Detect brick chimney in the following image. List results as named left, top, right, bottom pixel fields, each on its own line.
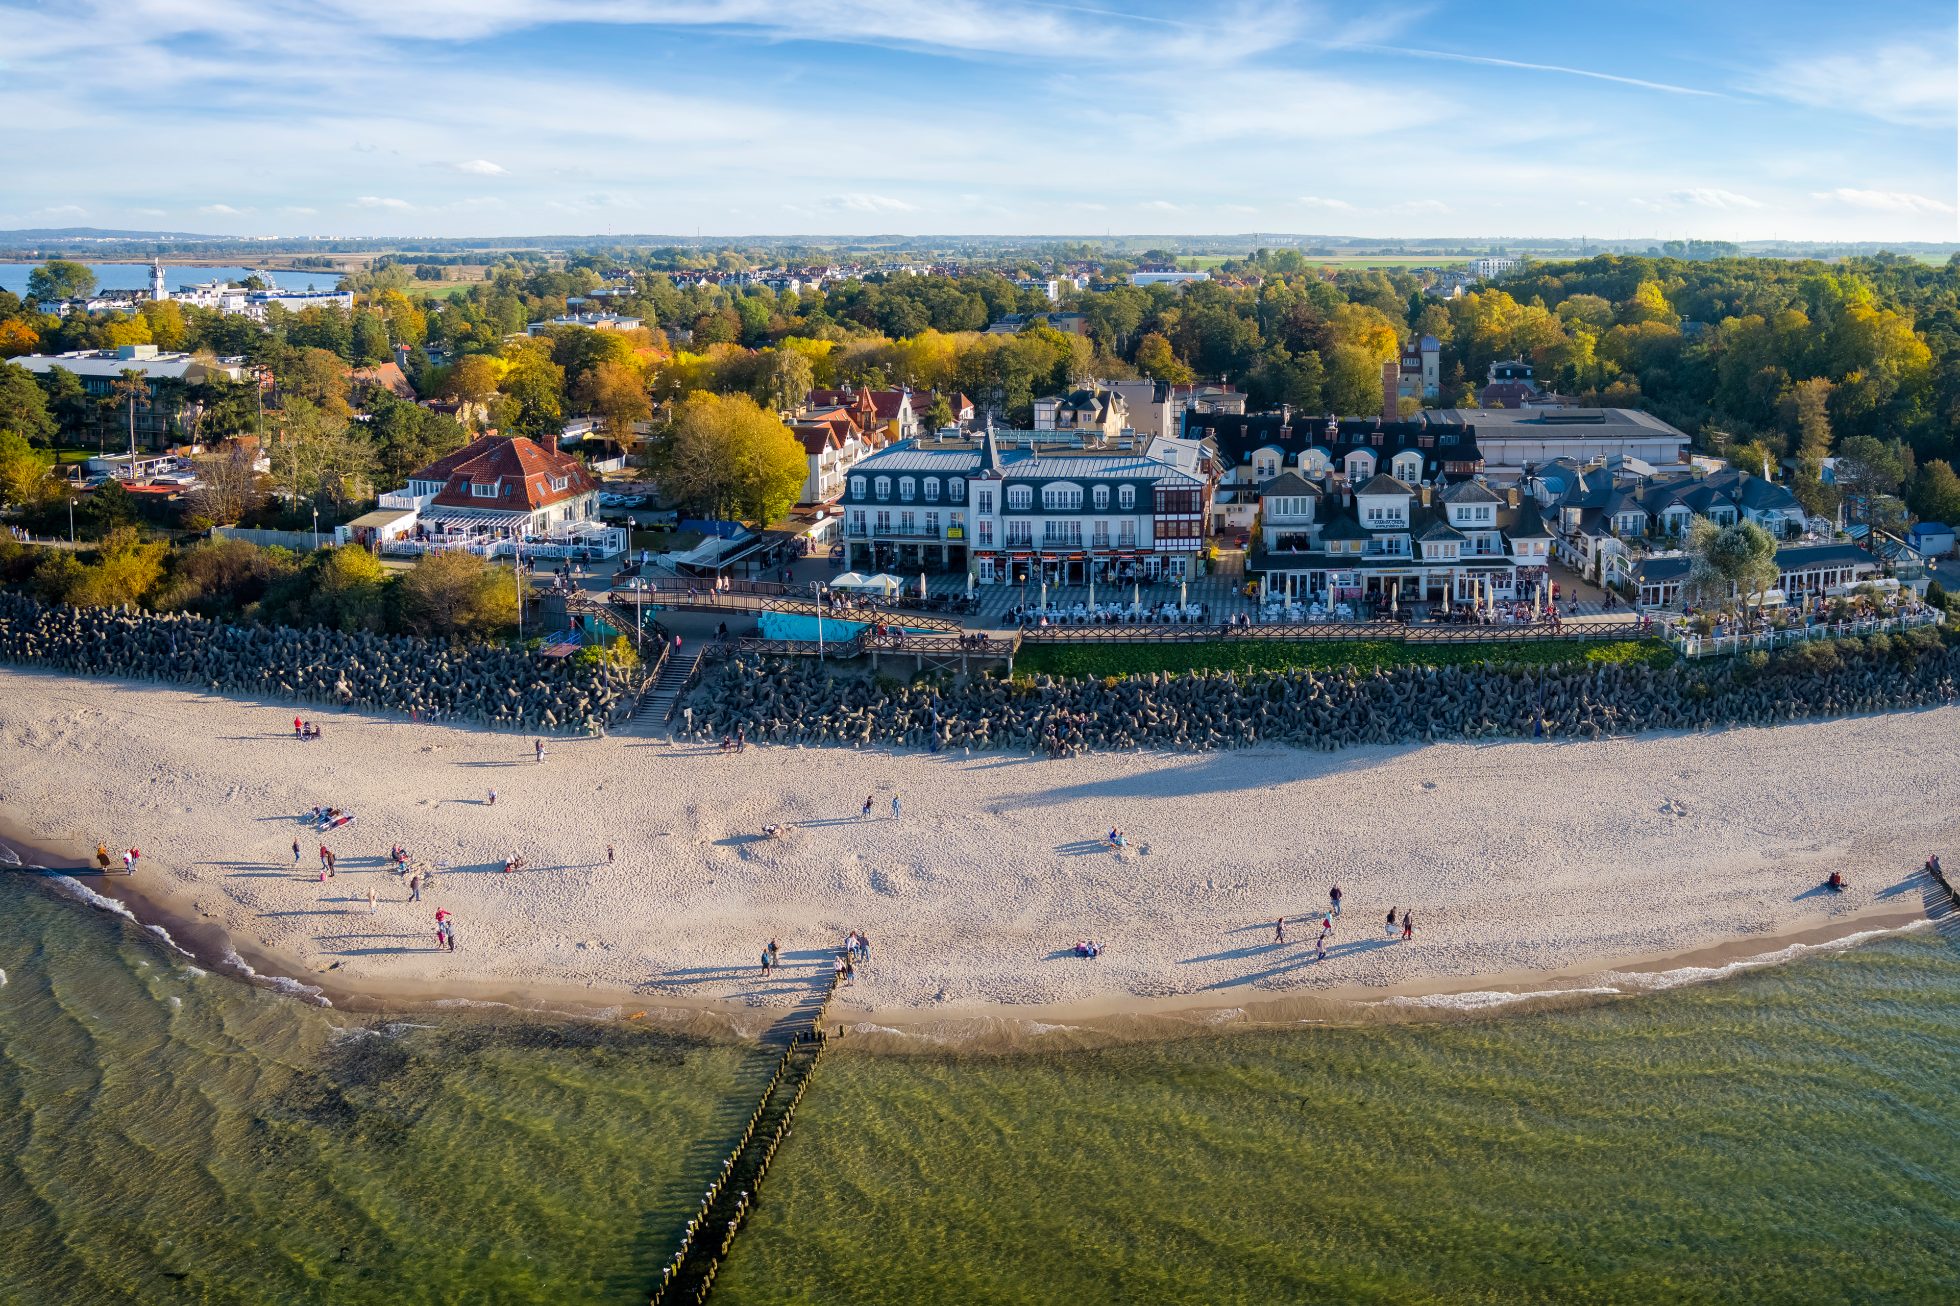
left=1381, top=358, right=1400, bottom=426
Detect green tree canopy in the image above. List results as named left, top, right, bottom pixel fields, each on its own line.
left=652, top=391, right=806, bottom=525
left=393, top=550, right=517, bottom=639
left=26, top=259, right=97, bottom=303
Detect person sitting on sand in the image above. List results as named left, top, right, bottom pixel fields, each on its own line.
left=1928, top=854, right=1944, bottom=877
left=1827, top=870, right=1846, bottom=891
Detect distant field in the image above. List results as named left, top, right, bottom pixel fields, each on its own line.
left=407, top=280, right=486, bottom=300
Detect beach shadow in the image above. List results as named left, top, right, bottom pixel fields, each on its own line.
left=1793, top=883, right=1842, bottom=901
left=319, top=933, right=434, bottom=956
left=226, top=870, right=299, bottom=879
left=796, top=817, right=870, bottom=828
left=258, top=908, right=349, bottom=919
left=1875, top=872, right=1923, bottom=901
left=455, top=760, right=524, bottom=768
left=1181, top=941, right=1288, bottom=965
left=1055, top=839, right=1113, bottom=856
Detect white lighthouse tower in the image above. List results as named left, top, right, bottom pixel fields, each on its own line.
left=150, top=257, right=168, bottom=302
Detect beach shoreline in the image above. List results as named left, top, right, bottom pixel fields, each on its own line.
left=1, top=665, right=1953, bottom=1052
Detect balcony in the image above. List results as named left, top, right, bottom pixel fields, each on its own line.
left=848, top=524, right=945, bottom=539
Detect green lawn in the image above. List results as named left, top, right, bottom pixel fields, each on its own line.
left=1012, top=638, right=1672, bottom=679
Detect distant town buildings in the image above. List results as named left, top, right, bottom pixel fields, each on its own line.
left=1467, top=255, right=1523, bottom=279
left=10, top=345, right=251, bottom=448
left=525, top=312, right=643, bottom=335
left=1129, top=269, right=1211, bottom=287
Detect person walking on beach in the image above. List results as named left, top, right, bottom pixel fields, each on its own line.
left=1274, top=916, right=1287, bottom=944
left=861, top=794, right=874, bottom=820
left=366, top=886, right=377, bottom=914
left=1329, top=882, right=1342, bottom=918
left=1401, top=911, right=1414, bottom=942
left=1315, top=933, right=1326, bottom=962
left=408, top=871, right=422, bottom=903
left=96, top=843, right=111, bottom=872
left=292, top=838, right=301, bottom=865
left=319, top=843, right=330, bottom=870
left=534, top=738, right=545, bottom=764
left=760, top=946, right=773, bottom=975
left=487, top=789, right=497, bottom=807
left=891, top=793, right=901, bottom=821
left=1385, top=907, right=1398, bottom=938
left=767, top=938, right=780, bottom=968
left=121, top=849, right=134, bottom=875
left=606, top=844, right=615, bottom=864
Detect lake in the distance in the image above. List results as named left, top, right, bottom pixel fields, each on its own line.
left=0, top=262, right=342, bottom=297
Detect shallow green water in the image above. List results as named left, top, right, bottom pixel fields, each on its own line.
left=719, top=933, right=1960, bottom=1305
left=4, top=871, right=1958, bottom=1306
left=0, top=876, right=768, bottom=1306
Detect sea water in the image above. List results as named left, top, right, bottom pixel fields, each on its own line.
left=4, top=871, right=1957, bottom=1304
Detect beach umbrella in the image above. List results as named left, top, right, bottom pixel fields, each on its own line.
left=1088, top=572, right=1095, bottom=610
left=1040, top=579, right=1048, bottom=610
left=1391, top=578, right=1400, bottom=616
left=1441, top=580, right=1450, bottom=615
left=920, top=571, right=927, bottom=599
left=966, top=569, right=975, bottom=597
left=1179, top=578, right=1188, bottom=610
left=1133, top=581, right=1141, bottom=612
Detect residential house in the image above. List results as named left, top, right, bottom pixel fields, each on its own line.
left=1533, top=457, right=1807, bottom=583
left=1427, top=406, right=1687, bottom=474
left=806, top=386, right=924, bottom=442
left=839, top=427, right=1207, bottom=586
left=1181, top=408, right=1489, bottom=533
left=1032, top=387, right=1128, bottom=441
left=1250, top=465, right=1552, bottom=606
left=350, top=360, right=415, bottom=402
left=525, top=313, right=643, bottom=335
left=789, top=407, right=873, bottom=505
left=1399, top=334, right=1441, bottom=402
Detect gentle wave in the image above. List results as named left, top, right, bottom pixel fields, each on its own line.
left=1375, top=985, right=1623, bottom=1013
left=220, top=947, right=331, bottom=1007
left=1605, top=921, right=1934, bottom=993
left=49, top=875, right=138, bottom=921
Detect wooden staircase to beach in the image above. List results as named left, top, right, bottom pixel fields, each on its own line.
left=631, top=648, right=699, bottom=730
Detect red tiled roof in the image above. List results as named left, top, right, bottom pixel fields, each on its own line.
left=792, top=423, right=842, bottom=455
left=415, top=434, right=597, bottom=512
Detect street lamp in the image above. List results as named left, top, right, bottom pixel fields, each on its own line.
left=311, top=507, right=319, bottom=551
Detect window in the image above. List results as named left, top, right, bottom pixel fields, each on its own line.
left=1118, top=522, right=1137, bottom=546
left=948, top=477, right=965, bottom=503
left=899, top=477, right=916, bottom=502
left=850, top=476, right=867, bottom=498
left=1007, top=485, right=1033, bottom=510
left=875, top=476, right=891, bottom=501
left=1118, top=485, right=1136, bottom=510
left=1093, top=485, right=1110, bottom=510
left=976, top=487, right=992, bottom=512
left=900, top=511, right=915, bottom=533
left=875, top=510, right=891, bottom=531
left=471, top=481, right=497, bottom=498
left=923, top=478, right=940, bottom=502
left=850, top=510, right=866, bottom=535
left=1042, top=483, right=1083, bottom=510
left=925, top=511, right=939, bottom=535
left=551, top=474, right=569, bottom=491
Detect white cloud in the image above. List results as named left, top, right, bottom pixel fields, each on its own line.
left=452, top=158, right=507, bottom=175
left=1749, top=42, right=1956, bottom=127
left=1354, top=45, right=1723, bottom=98
left=199, top=203, right=245, bottom=215
left=1296, top=196, right=1355, bottom=210
left=1141, top=200, right=1182, bottom=211
left=829, top=193, right=918, bottom=213
left=353, top=195, right=414, bottom=210
left=1811, top=187, right=1955, bottom=216
left=1391, top=199, right=1451, bottom=214
left=1634, top=188, right=1763, bottom=212
left=37, top=204, right=87, bottom=217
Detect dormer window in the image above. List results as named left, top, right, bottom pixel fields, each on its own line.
left=923, top=478, right=940, bottom=502
left=899, top=477, right=916, bottom=502
left=948, top=477, right=965, bottom=503
left=1093, top=485, right=1110, bottom=510
left=875, top=476, right=891, bottom=501
left=551, top=474, right=569, bottom=491
left=1117, top=485, right=1135, bottom=510
left=471, top=481, right=497, bottom=498
left=1007, top=485, right=1033, bottom=510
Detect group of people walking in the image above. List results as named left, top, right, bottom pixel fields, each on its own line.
left=1273, top=883, right=1417, bottom=962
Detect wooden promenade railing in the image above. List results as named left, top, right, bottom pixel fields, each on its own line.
left=1018, top=618, right=1649, bottom=646
left=612, top=581, right=967, bottom=634
left=649, top=973, right=842, bottom=1305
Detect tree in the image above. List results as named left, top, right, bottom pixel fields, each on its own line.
left=26, top=260, right=97, bottom=303
left=270, top=544, right=389, bottom=631
left=1135, top=332, right=1193, bottom=384
left=79, top=479, right=138, bottom=536
left=271, top=398, right=378, bottom=508
left=182, top=443, right=267, bottom=528
left=924, top=393, right=955, bottom=431
left=574, top=360, right=653, bottom=440
left=749, top=348, right=814, bottom=413
left=1834, top=434, right=1906, bottom=524
left=277, top=346, right=352, bottom=414
left=151, top=537, right=297, bottom=618
left=368, top=392, right=467, bottom=483
left=1690, top=519, right=1781, bottom=610
left=0, top=361, right=57, bottom=445
left=67, top=526, right=168, bottom=607
left=351, top=309, right=392, bottom=366
left=445, top=354, right=504, bottom=405
left=1909, top=459, right=1960, bottom=526
left=0, top=431, right=56, bottom=509
left=393, top=550, right=517, bottom=639
left=0, top=319, right=39, bottom=357
left=499, top=346, right=565, bottom=439
left=652, top=391, right=806, bottom=525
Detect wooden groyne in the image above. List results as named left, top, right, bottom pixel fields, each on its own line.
left=650, top=974, right=841, bottom=1305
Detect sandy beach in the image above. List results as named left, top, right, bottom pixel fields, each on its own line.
left=0, top=665, right=1952, bottom=1041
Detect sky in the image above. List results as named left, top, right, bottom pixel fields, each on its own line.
left=0, top=0, right=1953, bottom=242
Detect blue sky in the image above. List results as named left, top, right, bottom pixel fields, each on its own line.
left=0, top=0, right=1952, bottom=241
